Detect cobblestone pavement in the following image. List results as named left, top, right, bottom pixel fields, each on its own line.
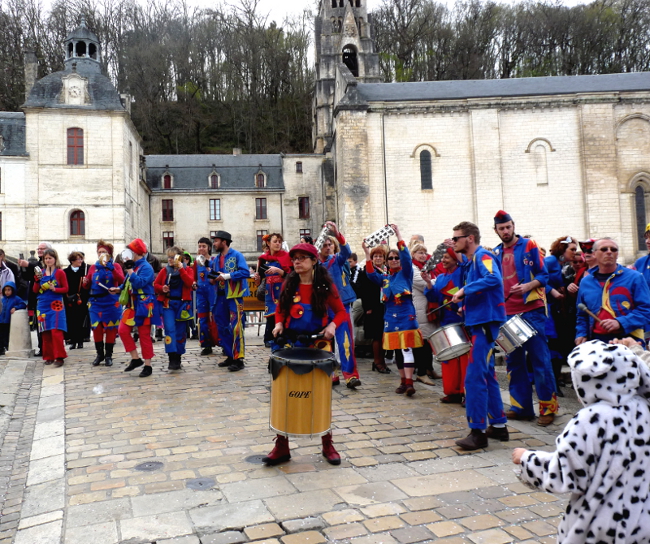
left=0, top=331, right=574, bottom=544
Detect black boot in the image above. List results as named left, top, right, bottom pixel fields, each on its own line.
left=455, top=429, right=488, bottom=451
left=124, top=358, right=143, bottom=372
left=552, top=358, right=564, bottom=397
left=104, top=343, right=114, bottom=366
left=92, top=342, right=105, bottom=366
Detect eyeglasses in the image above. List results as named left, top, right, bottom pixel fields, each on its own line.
left=451, top=235, right=469, bottom=242
left=598, top=247, right=618, bottom=253
left=291, top=255, right=310, bottom=262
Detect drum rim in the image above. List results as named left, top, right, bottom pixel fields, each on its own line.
left=270, top=425, right=332, bottom=439
left=272, top=347, right=336, bottom=364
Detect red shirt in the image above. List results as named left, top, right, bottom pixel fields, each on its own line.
left=502, top=246, right=544, bottom=315
left=275, top=283, right=348, bottom=329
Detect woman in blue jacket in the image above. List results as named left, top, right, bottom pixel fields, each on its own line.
left=364, top=224, right=423, bottom=396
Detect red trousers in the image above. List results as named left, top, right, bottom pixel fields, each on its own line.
left=92, top=324, right=118, bottom=344
left=118, top=323, right=154, bottom=360
left=441, top=353, right=469, bottom=396
left=42, top=329, right=67, bottom=361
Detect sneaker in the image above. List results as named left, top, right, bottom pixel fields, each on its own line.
left=486, top=425, right=510, bottom=441
left=218, top=357, right=234, bottom=368
left=200, top=347, right=213, bottom=356
left=139, top=365, right=152, bottom=377
left=455, top=429, right=488, bottom=451
left=124, top=358, right=144, bottom=372
left=228, top=360, right=245, bottom=372
left=346, top=377, right=361, bottom=389
left=416, top=375, right=436, bottom=386
left=395, top=383, right=407, bottom=394
left=537, top=413, right=555, bottom=427
left=505, top=410, right=535, bottom=421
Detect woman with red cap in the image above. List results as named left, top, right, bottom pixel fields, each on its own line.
left=363, top=224, right=424, bottom=397
left=110, top=238, right=161, bottom=378
left=423, top=248, right=467, bottom=404
left=83, top=240, right=124, bottom=367
left=262, top=242, right=348, bottom=466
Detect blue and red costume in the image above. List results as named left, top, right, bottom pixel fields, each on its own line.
left=576, top=265, right=650, bottom=344
left=425, top=266, right=467, bottom=398
left=155, top=265, right=195, bottom=355
left=494, top=236, right=557, bottom=419
left=86, top=260, right=124, bottom=344
left=321, top=234, right=359, bottom=380
left=194, top=256, right=217, bottom=349
left=460, top=246, right=507, bottom=430
left=211, top=247, right=250, bottom=361
left=633, top=253, right=650, bottom=290
left=34, top=269, right=69, bottom=361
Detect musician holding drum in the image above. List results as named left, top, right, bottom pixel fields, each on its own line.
left=423, top=247, right=467, bottom=404
left=492, top=210, right=558, bottom=427
left=450, top=221, right=508, bottom=451
left=364, top=224, right=424, bottom=397
left=262, top=243, right=348, bottom=466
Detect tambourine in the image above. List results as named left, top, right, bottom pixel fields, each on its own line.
left=99, top=253, right=110, bottom=266
left=364, top=225, right=396, bottom=248
left=121, top=248, right=134, bottom=262
left=314, top=226, right=330, bottom=252
left=173, top=254, right=183, bottom=268
left=196, top=254, right=206, bottom=267
left=34, top=266, right=43, bottom=280
left=423, top=256, right=437, bottom=273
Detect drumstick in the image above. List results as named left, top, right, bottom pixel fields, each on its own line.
left=505, top=280, right=523, bottom=302
left=426, top=300, right=455, bottom=315
left=577, top=303, right=603, bottom=324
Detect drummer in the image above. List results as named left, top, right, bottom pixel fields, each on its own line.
left=423, top=247, right=467, bottom=404
left=263, top=243, right=348, bottom=466
left=363, top=224, right=424, bottom=397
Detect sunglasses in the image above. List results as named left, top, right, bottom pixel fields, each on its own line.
left=598, top=247, right=618, bottom=253
left=451, top=235, right=469, bottom=242
left=387, top=256, right=400, bottom=261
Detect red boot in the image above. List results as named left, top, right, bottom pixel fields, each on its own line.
left=321, top=433, right=341, bottom=465
left=262, top=435, right=291, bottom=466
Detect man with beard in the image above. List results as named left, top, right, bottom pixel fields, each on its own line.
left=493, top=210, right=558, bottom=427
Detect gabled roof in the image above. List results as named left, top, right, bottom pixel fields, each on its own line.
left=356, top=72, right=650, bottom=102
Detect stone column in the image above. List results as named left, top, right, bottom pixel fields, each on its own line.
left=6, top=309, right=34, bottom=358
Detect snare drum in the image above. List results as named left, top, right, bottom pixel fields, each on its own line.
left=427, top=324, right=472, bottom=361
left=269, top=348, right=337, bottom=437
left=495, top=314, right=537, bottom=354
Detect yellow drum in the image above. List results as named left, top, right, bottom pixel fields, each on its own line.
left=269, top=347, right=336, bottom=437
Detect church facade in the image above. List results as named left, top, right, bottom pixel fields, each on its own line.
left=2, top=5, right=650, bottom=264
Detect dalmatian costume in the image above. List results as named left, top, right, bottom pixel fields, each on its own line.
left=519, top=340, right=650, bottom=543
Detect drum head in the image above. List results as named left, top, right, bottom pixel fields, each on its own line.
left=270, top=348, right=337, bottom=380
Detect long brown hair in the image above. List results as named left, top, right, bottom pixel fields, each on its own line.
left=278, top=261, right=337, bottom=318
left=42, top=248, right=61, bottom=270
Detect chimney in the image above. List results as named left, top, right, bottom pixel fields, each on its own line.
left=24, top=50, right=38, bottom=101
left=232, top=148, right=241, bottom=156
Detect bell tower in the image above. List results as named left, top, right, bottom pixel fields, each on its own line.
left=313, top=0, right=381, bottom=153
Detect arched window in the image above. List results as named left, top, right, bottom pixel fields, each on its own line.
left=163, top=173, right=172, bottom=189
left=420, top=150, right=432, bottom=190
left=533, top=144, right=548, bottom=186
left=255, top=172, right=266, bottom=188
left=67, top=128, right=83, bottom=165
left=636, top=185, right=647, bottom=251
left=75, top=41, right=87, bottom=57
left=342, top=46, right=359, bottom=77
left=331, top=0, right=337, bottom=7
left=209, top=173, right=219, bottom=189
left=70, top=210, right=85, bottom=236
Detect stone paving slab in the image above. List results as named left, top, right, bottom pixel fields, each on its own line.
left=0, top=331, right=577, bottom=543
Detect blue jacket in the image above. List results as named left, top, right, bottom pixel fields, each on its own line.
left=366, top=241, right=414, bottom=304
left=544, top=255, right=564, bottom=291
left=576, top=265, right=650, bottom=342
left=494, top=236, right=548, bottom=305
left=0, top=282, right=26, bottom=324
left=212, top=247, right=250, bottom=299
left=321, top=240, right=356, bottom=306
left=425, top=267, right=463, bottom=326
left=461, top=246, right=506, bottom=327
left=634, top=254, right=650, bottom=290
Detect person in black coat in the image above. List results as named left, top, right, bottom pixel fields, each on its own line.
left=18, top=243, right=51, bottom=355
left=63, top=251, right=90, bottom=349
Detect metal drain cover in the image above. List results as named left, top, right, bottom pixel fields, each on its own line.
left=245, top=455, right=267, bottom=465
left=186, top=477, right=216, bottom=490
left=134, top=461, right=164, bottom=472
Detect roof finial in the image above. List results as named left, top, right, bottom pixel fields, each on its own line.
left=80, top=15, right=87, bottom=28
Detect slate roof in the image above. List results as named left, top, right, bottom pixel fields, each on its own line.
left=0, top=113, right=27, bottom=156
left=22, top=65, right=124, bottom=111
left=146, top=154, right=284, bottom=190
left=356, top=72, right=650, bottom=102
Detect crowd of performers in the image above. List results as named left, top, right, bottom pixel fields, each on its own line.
left=21, top=209, right=650, bottom=460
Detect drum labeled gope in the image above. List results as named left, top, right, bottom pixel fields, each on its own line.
left=269, top=347, right=337, bottom=438
left=495, top=314, right=537, bottom=354
left=427, top=324, right=472, bottom=361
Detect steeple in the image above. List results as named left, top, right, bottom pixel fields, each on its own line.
left=64, top=16, right=101, bottom=74
left=313, top=0, right=381, bottom=153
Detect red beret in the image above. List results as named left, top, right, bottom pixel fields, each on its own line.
left=289, top=243, right=318, bottom=260
left=127, top=238, right=148, bottom=256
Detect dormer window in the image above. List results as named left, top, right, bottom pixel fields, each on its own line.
left=255, top=172, right=266, bottom=188
left=163, top=172, right=172, bottom=189
left=209, top=171, right=220, bottom=189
